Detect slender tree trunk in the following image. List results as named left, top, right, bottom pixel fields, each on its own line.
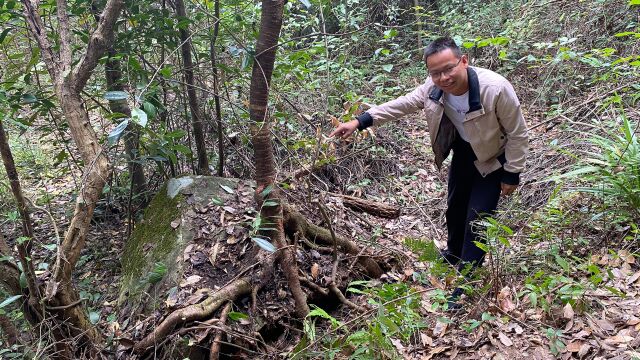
left=0, top=119, right=42, bottom=315
left=21, top=0, right=124, bottom=352
left=249, top=0, right=309, bottom=318
left=105, top=47, right=148, bottom=197
left=175, top=0, right=210, bottom=175
left=210, top=0, right=224, bottom=177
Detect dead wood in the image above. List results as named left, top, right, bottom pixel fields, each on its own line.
left=134, top=277, right=252, bottom=353
left=333, top=193, right=401, bottom=219
left=283, top=205, right=383, bottom=278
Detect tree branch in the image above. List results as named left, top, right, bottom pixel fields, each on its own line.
left=55, top=0, right=73, bottom=69
left=71, top=0, right=124, bottom=91
left=20, top=0, right=60, bottom=79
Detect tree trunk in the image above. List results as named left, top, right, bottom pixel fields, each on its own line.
left=175, top=0, right=210, bottom=175
left=0, top=119, right=42, bottom=314
left=21, top=0, right=124, bottom=352
left=105, top=47, right=148, bottom=198
left=250, top=0, right=309, bottom=318
left=210, top=0, right=224, bottom=177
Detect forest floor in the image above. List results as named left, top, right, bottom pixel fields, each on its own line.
left=6, top=110, right=640, bottom=359
left=3, top=72, right=639, bottom=360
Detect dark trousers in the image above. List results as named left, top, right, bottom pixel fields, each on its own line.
left=446, top=137, right=503, bottom=271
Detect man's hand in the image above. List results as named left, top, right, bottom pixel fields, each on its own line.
left=329, top=119, right=360, bottom=139
left=501, top=183, right=517, bottom=196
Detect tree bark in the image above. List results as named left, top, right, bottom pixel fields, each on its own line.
left=0, top=119, right=42, bottom=313
left=21, top=0, right=124, bottom=352
left=175, top=0, right=210, bottom=175
left=250, top=0, right=309, bottom=318
left=210, top=0, right=224, bottom=177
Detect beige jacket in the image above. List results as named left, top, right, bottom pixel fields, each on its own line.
left=361, top=66, right=528, bottom=181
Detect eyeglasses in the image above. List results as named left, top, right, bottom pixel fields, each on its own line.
left=428, top=57, right=462, bottom=79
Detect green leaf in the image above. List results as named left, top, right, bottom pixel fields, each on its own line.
left=554, top=255, right=570, bottom=272
left=21, top=94, right=37, bottom=104
left=131, top=107, right=148, bottom=128
left=381, top=64, right=393, bottom=72
left=104, top=91, right=128, bottom=101
left=299, top=0, right=311, bottom=8
left=89, top=311, right=100, bottom=324
left=108, top=118, right=129, bottom=145
left=0, top=28, right=11, bottom=45
left=16, top=236, right=30, bottom=245
left=252, top=237, right=277, bottom=253
left=228, top=312, right=249, bottom=321
left=307, top=306, right=342, bottom=328
left=260, top=185, right=274, bottom=197
left=262, top=200, right=279, bottom=207
left=142, top=102, right=157, bottom=119
left=148, top=262, right=167, bottom=284
left=211, top=196, right=224, bottom=206
left=19, top=272, right=27, bottom=289
left=529, top=292, right=538, bottom=307
left=42, top=243, right=57, bottom=251
left=629, top=0, right=640, bottom=5
left=159, top=66, right=173, bottom=77
left=172, top=144, right=192, bottom=155
left=0, top=295, right=22, bottom=309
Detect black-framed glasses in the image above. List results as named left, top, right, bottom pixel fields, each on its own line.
left=428, top=57, right=463, bottom=79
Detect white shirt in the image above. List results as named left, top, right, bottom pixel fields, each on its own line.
left=443, top=91, right=470, bottom=142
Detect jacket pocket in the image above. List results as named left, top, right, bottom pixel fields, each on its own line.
left=463, top=114, right=502, bottom=161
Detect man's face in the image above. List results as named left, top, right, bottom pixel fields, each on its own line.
left=425, top=48, right=469, bottom=96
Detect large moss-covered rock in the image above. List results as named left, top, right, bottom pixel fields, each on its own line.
left=118, top=175, right=246, bottom=309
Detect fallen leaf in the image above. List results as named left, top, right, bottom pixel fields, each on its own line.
left=421, top=333, right=433, bottom=347
left=422, top=346, right=448, bottom=360
left=433, top=320, right=448, bottom=338
left=498, top=287, right=516, bottom=313
left=594, top=318, right=615, bottom=332
left=165, top=290, right=178, bottom=308
left=563, top=303, right=575, bottom=319
left=627, top=271, right=640, bottom=285
left=573, top=329, right=591, bottom=339
left=311, top=263, right=320, bottom=279
left=428, top=276, right=444, bottom=290
left=498, top=332, right=513, bottom=347
left=183, top=244, right=194, bottom=261
left=390, top=338, right=405, bottom=353
left=604, top=335, right=634, bottom=344
left=578, top=343, right=591, bottom=357
left=226, top=236, right=239, bottom=244
left=566, top=341, right=582, bottom=352
left=209, top=242, right=220, bottom=266
left=170, top=218, right=181, bottom=229
left=626, top=316, right=640, bottom=326
left=180, top=275, right=202, bottom=287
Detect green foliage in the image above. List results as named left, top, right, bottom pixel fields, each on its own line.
left=293, top=282, right=425, bottom=359
left=558, top=114, right=640, bottom=221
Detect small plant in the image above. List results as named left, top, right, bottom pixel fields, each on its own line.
left=559, top=113, right=640, bottom=221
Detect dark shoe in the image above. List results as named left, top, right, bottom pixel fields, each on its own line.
left=446, top=287, right=464, bottom=311
left=440, top=249, right=460, bottom=266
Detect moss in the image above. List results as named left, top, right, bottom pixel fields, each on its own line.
left=119, top=184, right=183, bottom=301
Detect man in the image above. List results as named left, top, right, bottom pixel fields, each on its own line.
left=331, top=37, right=528, bottom=304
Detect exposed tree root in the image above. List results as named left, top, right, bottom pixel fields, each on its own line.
left=210, top=302, right=232, bottom=360
left=283, top=205, right=383, bottom=278
left=134, top=277, right=252, bottom=353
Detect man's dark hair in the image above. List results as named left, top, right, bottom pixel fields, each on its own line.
left=423, top=37, right=462, bottom=62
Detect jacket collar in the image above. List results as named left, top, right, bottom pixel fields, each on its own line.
left=428, top=67, right=483, bottom=114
